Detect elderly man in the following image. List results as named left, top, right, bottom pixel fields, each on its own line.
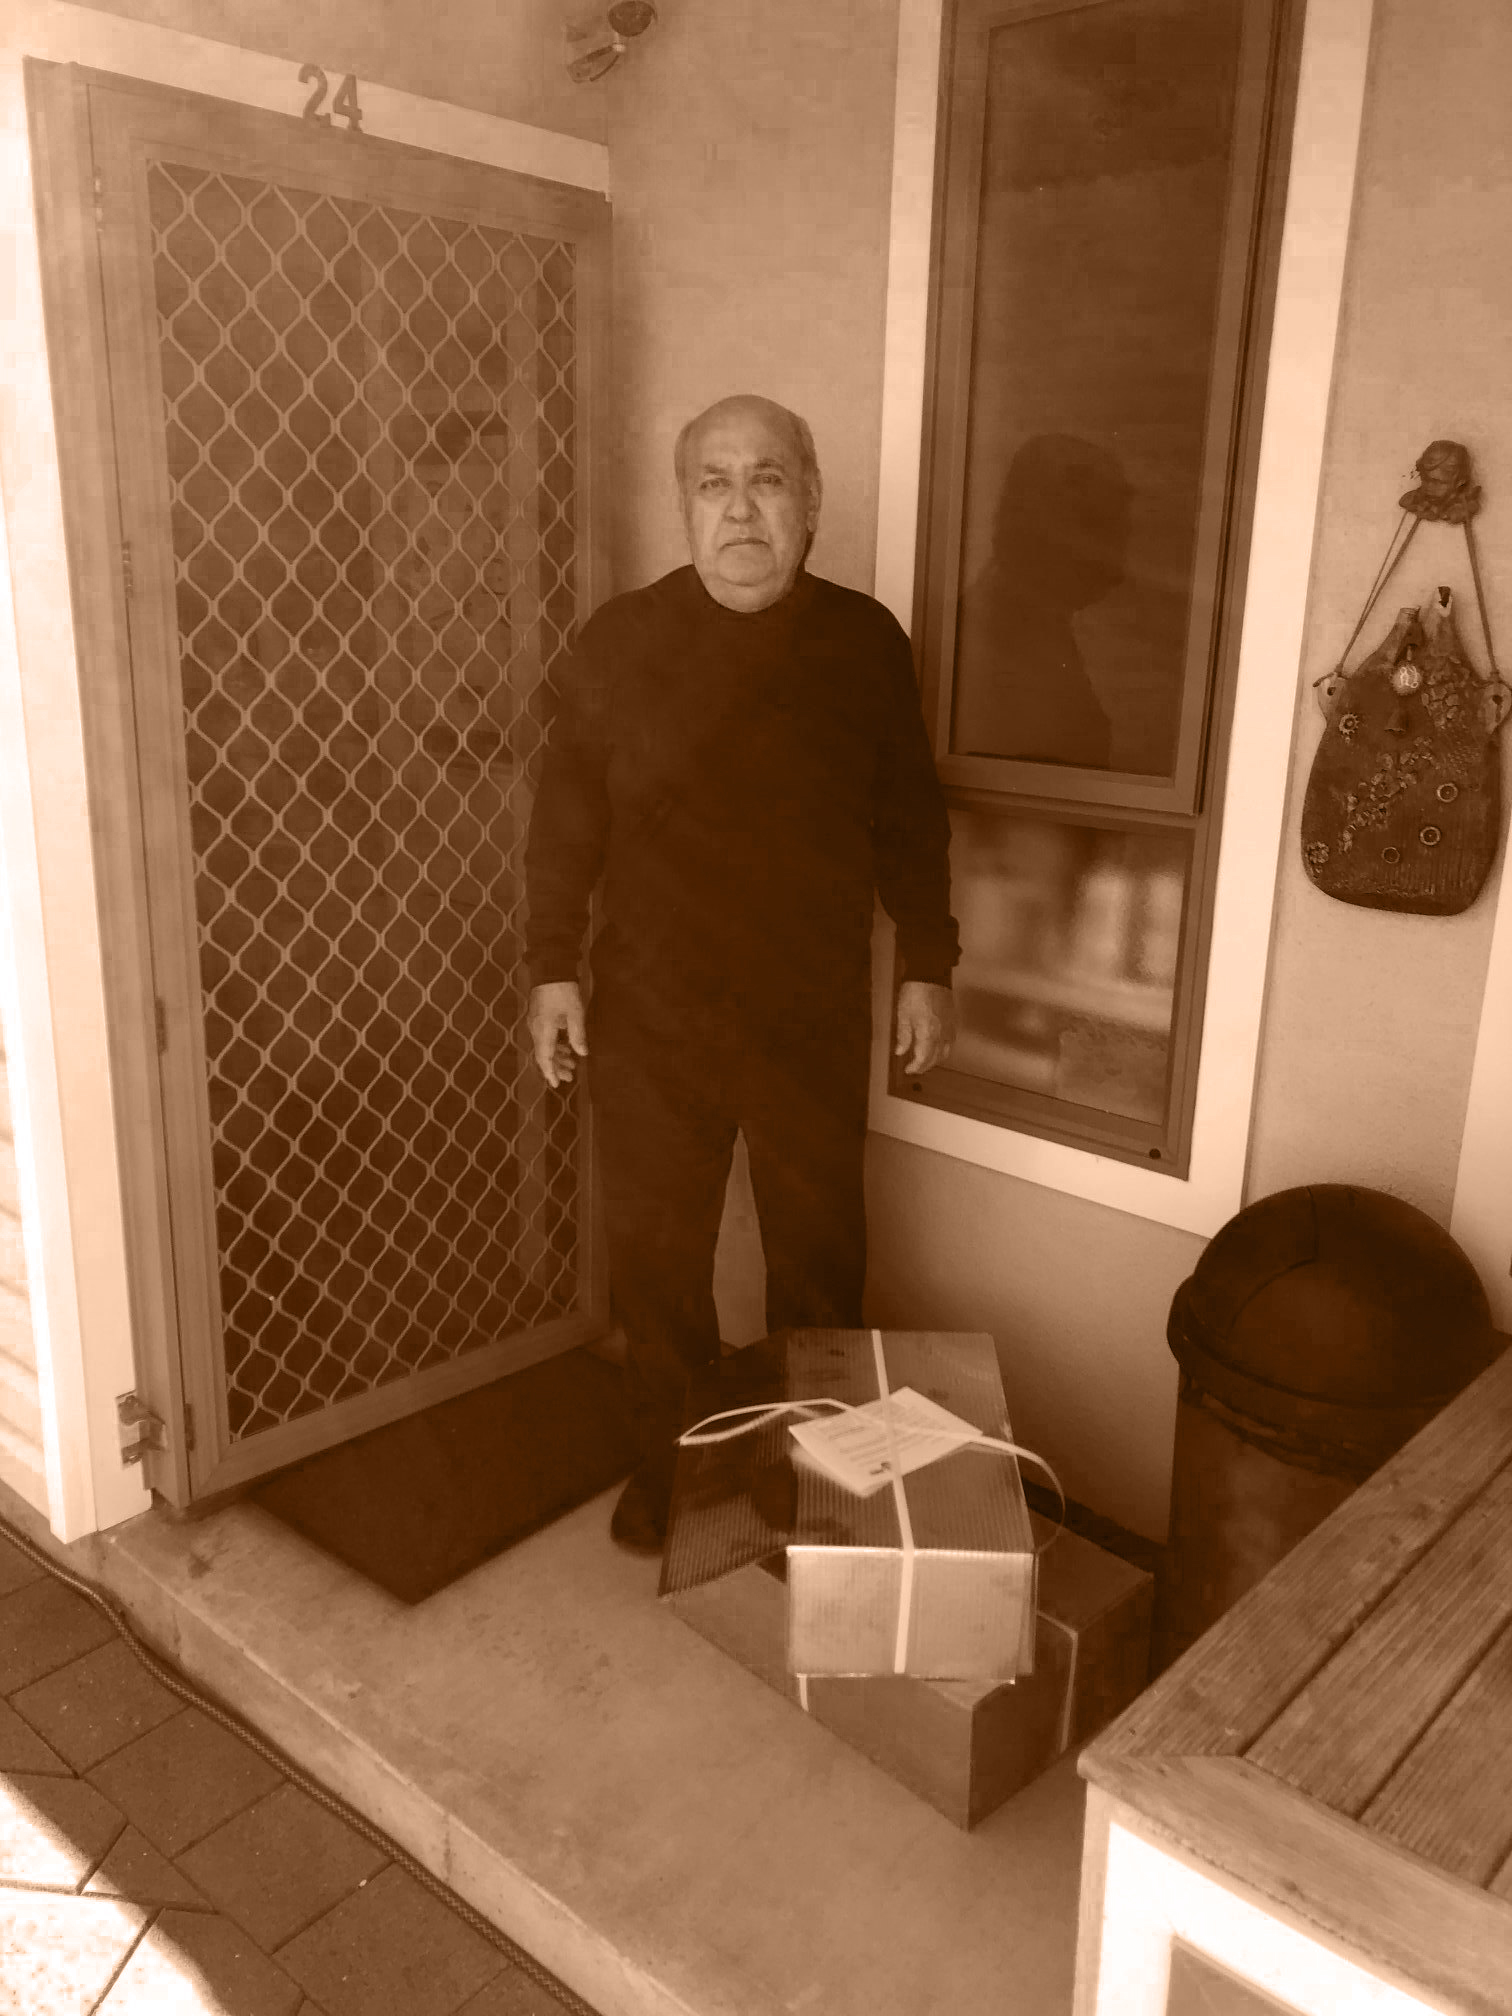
left=524, top=394, right=958, bottom=1551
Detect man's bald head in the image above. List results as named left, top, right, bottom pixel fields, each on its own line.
left=674, top=395, right=822, bottom=613
left=674, top=396, right=820, bottom=502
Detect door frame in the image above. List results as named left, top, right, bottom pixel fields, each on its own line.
left=26, top=56, right=612, bottom=1505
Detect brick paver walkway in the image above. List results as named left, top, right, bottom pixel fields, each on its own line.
left=0, top=1527, right=579, bottom=2015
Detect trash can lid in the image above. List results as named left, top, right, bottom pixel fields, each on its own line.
left=1171, top=1184, right=1498, bottom=1408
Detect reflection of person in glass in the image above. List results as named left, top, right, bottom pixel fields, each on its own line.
left=952, top=434, right=1131, bottom=769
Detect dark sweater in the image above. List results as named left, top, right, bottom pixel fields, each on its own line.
left=523, top=566, right=959, bottom=1022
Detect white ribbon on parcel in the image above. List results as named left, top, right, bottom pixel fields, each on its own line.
left=875, top=1327, right=920, bottom=1674
left=677, top=1331, right=1066, bottom=1684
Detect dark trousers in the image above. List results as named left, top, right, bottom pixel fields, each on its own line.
left=589, top=991, right=870, bottom=1487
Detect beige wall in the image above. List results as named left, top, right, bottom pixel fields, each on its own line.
left=605, top=0, right=1512, bottom=1543
left=603, top=0, right=900, bottom=595
left=1245, top=0, right=1512, bottom=1222
left=76, top=0, right=606, bottom=141
left=865, top=1139, right=1198, bottom=1539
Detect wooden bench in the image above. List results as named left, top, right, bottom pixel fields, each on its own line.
left=1075, top=1343, right=1512, bottom=2015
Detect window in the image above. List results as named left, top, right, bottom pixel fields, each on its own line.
left=899, top=0, right=1302, bottom=1174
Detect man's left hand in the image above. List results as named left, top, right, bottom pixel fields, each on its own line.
left=894, top=981, right=957, bottom=1076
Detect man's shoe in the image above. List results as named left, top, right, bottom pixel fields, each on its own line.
left=610, top=1467, right=670, bottom=1556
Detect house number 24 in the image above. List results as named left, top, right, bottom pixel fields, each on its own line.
left=299, top=65, right=363, bottom=132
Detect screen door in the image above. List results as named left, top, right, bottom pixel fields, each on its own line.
left=72, top=69, right=608, bottom=1498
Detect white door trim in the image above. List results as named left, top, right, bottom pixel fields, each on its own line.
left=869, top=0, right=1378, bottom=1237
left=9, top=3, right=609, bottom=192
left=0, top=479, right=109, bottom=1536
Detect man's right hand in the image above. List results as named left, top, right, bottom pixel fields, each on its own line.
left=528, top=981, right=589, bottom=1089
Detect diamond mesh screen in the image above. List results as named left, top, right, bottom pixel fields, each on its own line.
left=147, top=160, right=584, bottom=1440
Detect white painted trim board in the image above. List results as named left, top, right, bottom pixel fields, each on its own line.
left=1451, top=850, right=1512, bottom=1328
left=1092, top=1820, right=1443, bottom=2015
left=8, top=2, right=610, bottom=191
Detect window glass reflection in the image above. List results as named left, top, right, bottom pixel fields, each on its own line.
left=949, top=0, right=1245, bottom=776
left=948, top=806, right=1188, bottom=1124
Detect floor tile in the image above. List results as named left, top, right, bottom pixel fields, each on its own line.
left=11, top=1637, right=183, bottom=1771
left=88, top=1706, right=283, bottom=1856
left=0, top=1576, right=115, bottom=1691
left=276, top=1863, right=503, bottom=2016
left=88, top=1823, right=214, bottom=1909
left=0, top=1888, right=146, bottom=2016
left=178, top=1781, right=388, bottom=1950
left=0, top=1695, right=70, bottom=1774
left=0, top=1530, right=44, bottom=1600
left=458, top=1968, right=581, bottom=2016
left=96, top=1906, right=305, bottom=2015
left=0, top=1770, right=125, bottom=1886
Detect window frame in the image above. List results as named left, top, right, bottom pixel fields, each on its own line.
left=918, top=0, right=1284, bottom=818
left=867, top=0, right=1378, bottom=1235
left=898, top=789, right=1222, bottom=1171
left=896, top=0, right=1302, bottom=1177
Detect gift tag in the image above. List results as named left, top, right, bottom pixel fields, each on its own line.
left=788, top=1387, right=983, bottom=1497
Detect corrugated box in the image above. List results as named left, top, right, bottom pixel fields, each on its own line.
left=660, top=1329, right=1037, bottom=1682
left=667, top=1513, right=1153, bottom=1829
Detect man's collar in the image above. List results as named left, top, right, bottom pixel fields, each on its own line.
left=682, top=563, right=816, bottom=621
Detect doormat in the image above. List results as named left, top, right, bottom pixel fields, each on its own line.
left=252, top=1347, right=638, bottom=1603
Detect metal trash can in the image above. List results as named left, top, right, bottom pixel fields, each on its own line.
left=1153, top=1183, right=1500, bottom=1672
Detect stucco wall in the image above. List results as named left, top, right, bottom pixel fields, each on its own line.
left=603, top=0, right=900, bottom=597
left=864, top=1139, right=1198, bottom=1538
left=606, top=0, right=1512, bottom=1543
left=1245, top=0, right=1512, bottom=1221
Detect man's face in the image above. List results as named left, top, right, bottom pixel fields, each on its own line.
left=679, top=405, right=820, bottom=613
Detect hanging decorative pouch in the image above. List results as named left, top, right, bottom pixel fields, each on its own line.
left=1302, top=440, right=1512, bottom=914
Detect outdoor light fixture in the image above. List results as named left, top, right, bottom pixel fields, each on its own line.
left=565, top=3, right=659, bottom=82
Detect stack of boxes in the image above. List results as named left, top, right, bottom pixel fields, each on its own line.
left=660, top=1330, right=1154, bottom=1829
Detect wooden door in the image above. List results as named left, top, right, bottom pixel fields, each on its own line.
left=44, top=66, right=609, bottom=1499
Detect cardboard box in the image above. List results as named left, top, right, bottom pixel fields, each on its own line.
left=660, top=1330, right=1038, bottom=1681
left=668, top=1513, right=1153, bottom=1829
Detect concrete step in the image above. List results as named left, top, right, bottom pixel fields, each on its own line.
left=36, top=1484, right=1083, bottom=2016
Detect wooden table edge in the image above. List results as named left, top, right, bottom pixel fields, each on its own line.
left=1086, top=1348, right=1512, bottom=1764
left=1075, top=1751, right=1512, bottom=2016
